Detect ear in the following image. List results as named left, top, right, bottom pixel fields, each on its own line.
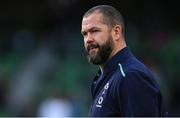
left=111, top=25, right=122, bottom=41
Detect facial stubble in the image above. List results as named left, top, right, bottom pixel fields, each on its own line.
left=86, top=35, right=114, bottom=65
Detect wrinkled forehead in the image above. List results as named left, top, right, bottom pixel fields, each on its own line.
left=81, top=12, right=104, bottom=31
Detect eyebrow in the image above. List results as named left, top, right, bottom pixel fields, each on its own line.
left=81, top=27, right=100, bottom=35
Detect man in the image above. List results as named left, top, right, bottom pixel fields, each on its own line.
left=81, top=5, right=166, bottom=117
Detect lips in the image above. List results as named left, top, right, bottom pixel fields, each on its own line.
left=87, top=44, right=99, bottom=52
left=89, top=48, right=98, bottom=52
left=88, top=47, right=98, bottom=54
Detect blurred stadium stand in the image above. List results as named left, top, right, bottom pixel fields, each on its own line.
left=0, top=0, right=179, bottom=116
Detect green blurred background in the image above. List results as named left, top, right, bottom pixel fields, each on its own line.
left=0, top=0, right=179, bottom=116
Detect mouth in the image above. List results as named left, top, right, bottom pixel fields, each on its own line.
left=88, top=47, right=98, bottom=55
left=87, top=44, right=99, bottom=52
left=89, top=47, right=97, bottom=52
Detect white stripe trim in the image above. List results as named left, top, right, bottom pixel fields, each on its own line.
left=96, top=105, right=102, bottom=108
left=118, top=63, right=126, bottom=77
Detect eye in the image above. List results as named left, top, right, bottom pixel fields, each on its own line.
left=82, top=32, right=87, bottom=37
left=92, top=30, right=97, bottom=32
left=91, top=29, right=99, bottom=33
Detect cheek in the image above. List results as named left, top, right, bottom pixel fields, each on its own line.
left=96, top=32, right=110, bottom=43
left=98, top=36, right=108, bottom=45
left=84, top=42, right=87, bottom=50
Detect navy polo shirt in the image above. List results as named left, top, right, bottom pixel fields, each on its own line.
left=89, top=47, right=166, bottom=117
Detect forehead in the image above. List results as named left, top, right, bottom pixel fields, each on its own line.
left=81, top=12, right=106, bottom=31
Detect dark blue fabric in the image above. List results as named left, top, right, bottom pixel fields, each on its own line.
left=88, top=47, right=167, bottom=117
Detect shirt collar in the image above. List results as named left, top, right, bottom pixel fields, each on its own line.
left=102, top=47, right=134, bottom=75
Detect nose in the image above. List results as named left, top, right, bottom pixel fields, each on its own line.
left=85, top=32, right=93, bottom=44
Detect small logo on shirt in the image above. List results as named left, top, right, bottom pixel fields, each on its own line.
left=95, top=82, right=110, bottom=108
left=104, top=82, right=109, bottom=89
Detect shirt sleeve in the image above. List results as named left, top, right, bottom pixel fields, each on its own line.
left=117, top=71, right=164, bottom=116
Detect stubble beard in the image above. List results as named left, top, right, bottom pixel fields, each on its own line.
left=86, top=35, right=114, bottom=65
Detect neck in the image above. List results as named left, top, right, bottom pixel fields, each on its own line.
left=99, top=41, right=126, bottom=73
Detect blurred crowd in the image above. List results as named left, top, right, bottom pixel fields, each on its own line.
left=0, top=0, right=179, bottom=116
